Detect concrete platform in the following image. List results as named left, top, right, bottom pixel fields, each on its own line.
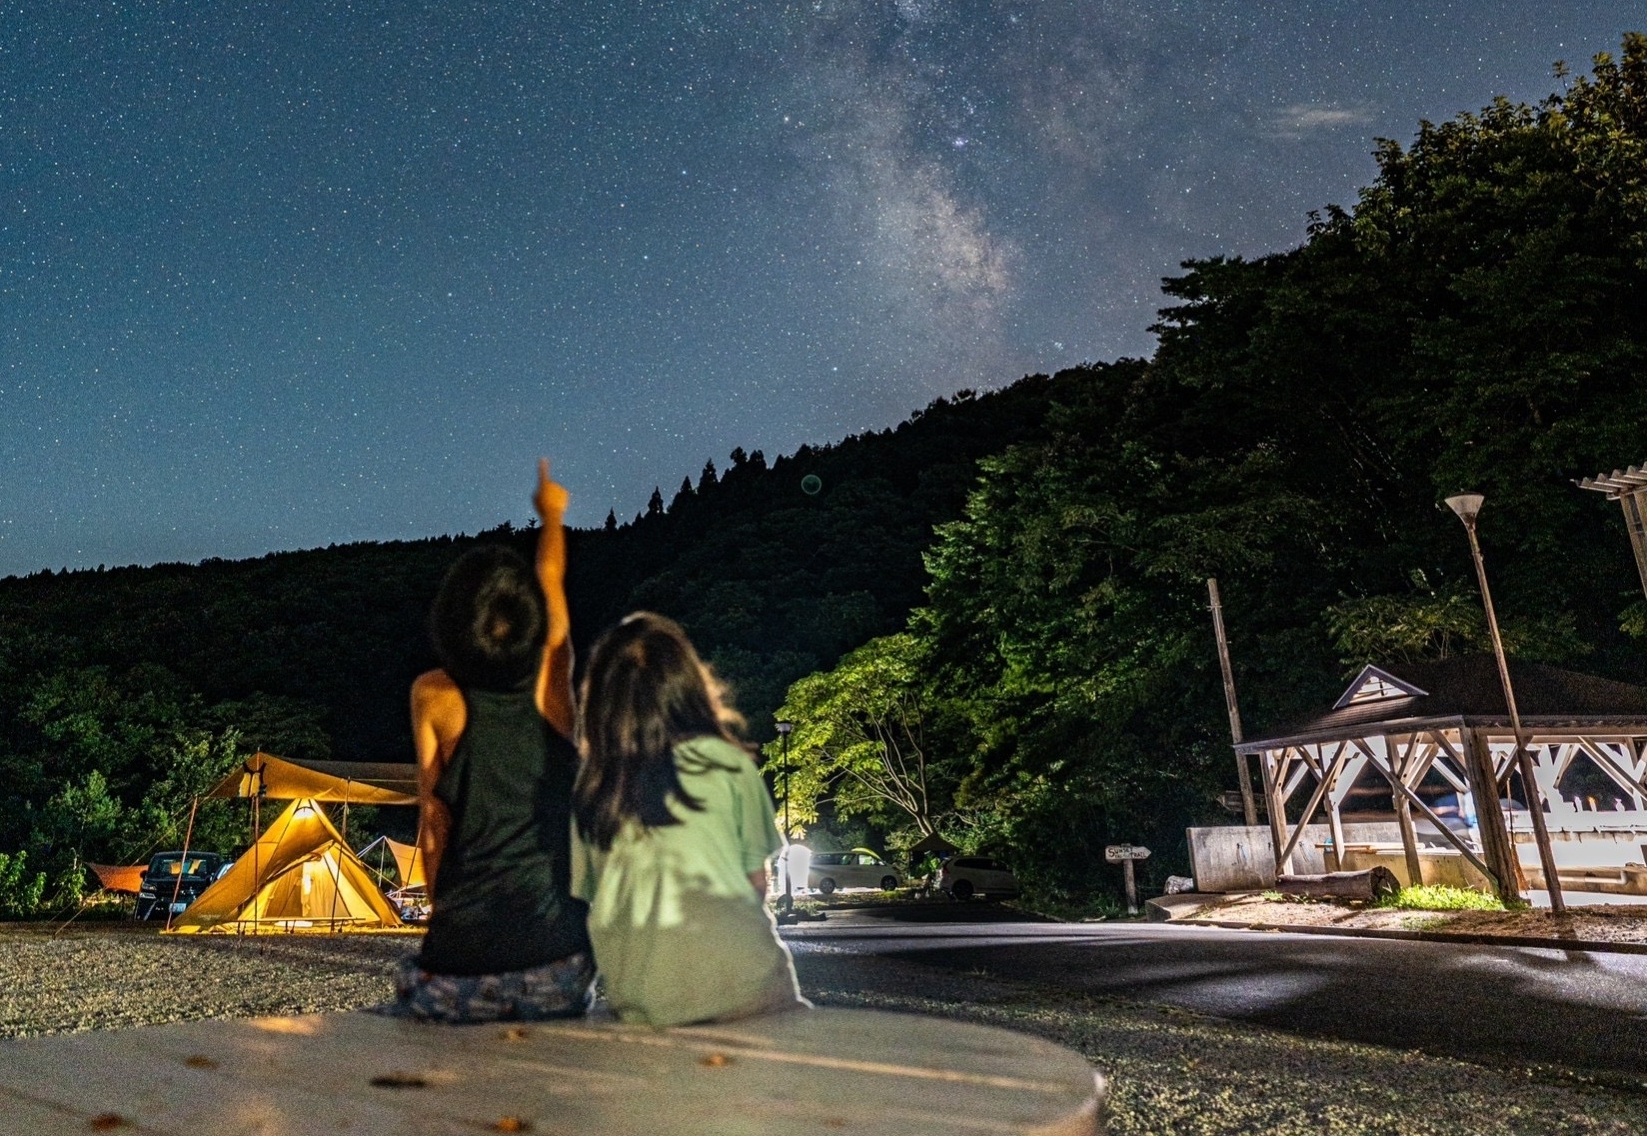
left=0, top=1007, right=1105, bottom=1135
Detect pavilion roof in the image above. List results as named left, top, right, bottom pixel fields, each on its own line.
left=1246, top=656, right=1647, bottom=749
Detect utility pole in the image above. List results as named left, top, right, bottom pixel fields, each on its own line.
left=1445, top=494, right=1565, bottom=915
left=776, top=719, right=794, bottom=918
left=1208, top=579, right=1258, bottom=826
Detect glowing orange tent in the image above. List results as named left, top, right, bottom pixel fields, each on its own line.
left=358, top=835, right=427, bottom=889
left=207, top=752, right=417, bottom=805
left=166, top=798, right=403, bottom=934
left=87, top=863, right=147, bottom=894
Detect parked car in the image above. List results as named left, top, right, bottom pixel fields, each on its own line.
left=937, top=856, right=1019, bottom=900
left=807, top=851, right=905, bottom=895
left=135, top=851, right=227, bottom=920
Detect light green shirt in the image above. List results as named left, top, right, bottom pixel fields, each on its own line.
left=570, top=736, right=802, bottom=1027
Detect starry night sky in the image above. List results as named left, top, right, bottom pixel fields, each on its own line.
left=0, top=3, right=1632, bottom=576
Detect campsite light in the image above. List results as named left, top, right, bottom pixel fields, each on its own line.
left=775, top=719, right=796, bottom=921
left=1443, top=492, right=1565, bottom=913
left=292, top=802, right=317, bottom=819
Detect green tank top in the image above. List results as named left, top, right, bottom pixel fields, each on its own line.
left=418, top=687, right=590, bottom=976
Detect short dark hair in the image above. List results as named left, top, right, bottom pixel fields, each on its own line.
left=573, top=612, right=745, bottom=850
left=429, top=546, right=546, bottom=692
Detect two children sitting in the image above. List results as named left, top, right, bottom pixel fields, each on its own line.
left=389, top=461, right=804, bottom=1026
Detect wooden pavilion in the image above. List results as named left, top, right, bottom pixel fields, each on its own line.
left=1240, top=657, right=1647, bottom=898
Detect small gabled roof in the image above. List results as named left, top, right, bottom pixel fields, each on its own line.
left=1249, top=656, right=1647, bottom=747
left=1332, top=664, right=1429, bottom=710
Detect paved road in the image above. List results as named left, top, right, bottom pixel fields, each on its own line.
left=783, top=903, right=1647, bottom=1076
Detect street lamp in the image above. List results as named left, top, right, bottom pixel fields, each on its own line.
left=775, top=719, right=794, bottom=917
left=1445, top=493, right=1566, bottom=914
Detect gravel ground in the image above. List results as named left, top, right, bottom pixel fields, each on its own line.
left=1195, top=895, right=1647, bottom=943
left=2, top=923, right=1644, bottom=1133
left=0, top=923, right=412, bottom=1036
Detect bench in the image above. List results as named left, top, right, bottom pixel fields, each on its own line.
left=0, top=1007, right=1106, bottom=1134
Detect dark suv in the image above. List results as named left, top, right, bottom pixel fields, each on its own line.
left=135, top=851, right=228, bottom=920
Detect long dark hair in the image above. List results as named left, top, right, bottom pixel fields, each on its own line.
left=429, top=546, right=546, bottom=692
left=574, top=612, right=745, bottom=850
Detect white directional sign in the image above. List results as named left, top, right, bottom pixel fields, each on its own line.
left=1104, top=845, right=1151, bottom=862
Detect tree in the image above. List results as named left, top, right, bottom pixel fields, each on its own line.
left=767, top=634, right=956, bottom=840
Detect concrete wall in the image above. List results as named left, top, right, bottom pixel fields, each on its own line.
left=1188, top=822, right=1647, bottom=892
left=1186, top=823, right=1401, bottom=891
left=1513, top=827, right=1647, bottom=869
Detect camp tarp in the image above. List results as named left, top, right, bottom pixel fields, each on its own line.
left=87, top=863, right=147, bottom=894
left=207, top=752, right=417, bottom=806
left=906, top=833, right=960, bottom=858
left=166, top=798, right=403, bottom=934
left=357, top=835, right=427, bottom=889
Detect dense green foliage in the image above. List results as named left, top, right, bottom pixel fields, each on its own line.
left=770, top=633, right=953, bottom=842
left=1, top=37, right=1643, bottom=911
left=0, top=378, right=1061, bottom=907
left=774, top=38, right=1647, bottom=900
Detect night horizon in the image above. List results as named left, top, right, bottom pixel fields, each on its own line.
left=2, top=3, right=1632, bottom=577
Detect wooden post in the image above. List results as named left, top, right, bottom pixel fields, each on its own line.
left=1326, top=795, right=1347, bottom=872
left=163, top=798, right=199, bottom=933
left=1387, top=738, right=1425, bottom=888
left=1262, top=749, right=1292, bottom=875
left=1208, top=579, right=1258, bottom=826
left=1123, top=859, right=1138, bottom=915
left=1463, top=727, right=1524, bottom=903
left=1620, top=488, right=1647, bottom=600
left=1455, top=507, right=1566, bottom=913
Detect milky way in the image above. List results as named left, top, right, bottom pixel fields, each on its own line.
left=0, top=2, right=1630, bottom=574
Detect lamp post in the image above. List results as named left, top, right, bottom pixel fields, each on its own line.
left=1445, top=493, right=1565, bottom=914
left=775, top=719, right=794, bottom=915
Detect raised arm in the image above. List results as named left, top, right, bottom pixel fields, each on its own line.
left=533, top=458, right=576, bottom=739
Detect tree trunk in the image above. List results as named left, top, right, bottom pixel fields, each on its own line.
left=1275, top=867, right=1400, bottom=901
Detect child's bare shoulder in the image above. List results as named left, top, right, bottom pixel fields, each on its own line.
left=411, top=669, right=463, bottom=710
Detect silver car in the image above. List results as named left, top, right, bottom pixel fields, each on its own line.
left=937, top=856, right=1020, bottom=900
left=807, top=851, right=905, bottom=895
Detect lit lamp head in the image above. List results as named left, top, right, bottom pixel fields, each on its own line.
left=1444, top=493, right=1485, bottom=528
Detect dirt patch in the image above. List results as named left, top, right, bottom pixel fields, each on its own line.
left=1194, top=894, right=1647, bottom=943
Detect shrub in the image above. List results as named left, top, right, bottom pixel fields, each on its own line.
left=0, top=850, right=47, bottom=919
left=1378, top=885, right=1504, bottom=912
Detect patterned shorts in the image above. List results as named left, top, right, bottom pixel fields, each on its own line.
left=383, top=952, right=595, bottom=1024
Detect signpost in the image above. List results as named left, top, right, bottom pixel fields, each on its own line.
left=1105, top=844, right=1151, bottom=915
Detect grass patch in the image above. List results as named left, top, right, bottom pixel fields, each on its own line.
left=1378, top=884, right=1504, bottom=912
left=1009, top=890, right=1127, bottom=922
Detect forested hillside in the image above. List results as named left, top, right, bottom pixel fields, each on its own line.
left=0, top=373, right=1064, bottom=903
left=771, top=37, right=1647, bottom=898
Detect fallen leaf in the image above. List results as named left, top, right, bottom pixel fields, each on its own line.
left=501, top=1026, right=530, bottom=1042
left=88, top=1115, right=127, bottom=1131
left=370, top=1073, right=428, bottom=1089
left=494, top=1118, right=532, bottom=1133
left=184, top=1055, right=218, bottom=1069
left=700, top=1053, right=732, bottom=1068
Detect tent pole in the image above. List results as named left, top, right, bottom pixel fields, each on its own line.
left=164, top=798, right=199, bottom=933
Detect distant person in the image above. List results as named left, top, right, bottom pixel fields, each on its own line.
left=386, top=460, right=592, bottom=1022
left=571, top=612, right=808, bottom=1026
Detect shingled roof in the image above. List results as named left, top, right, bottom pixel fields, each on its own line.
left=1250, top=656, right=1647, bottom=747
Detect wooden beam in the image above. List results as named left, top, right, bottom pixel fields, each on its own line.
left=1463, top=726, right=1522, bottom=903
left=1259, top=747, right=1289, bottom=870
left=1275, top=742, right=1350, bottom=870
left=1387, top=775, right=1498, bottom=889
left=1575, top=738, right=1647, bottom=805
